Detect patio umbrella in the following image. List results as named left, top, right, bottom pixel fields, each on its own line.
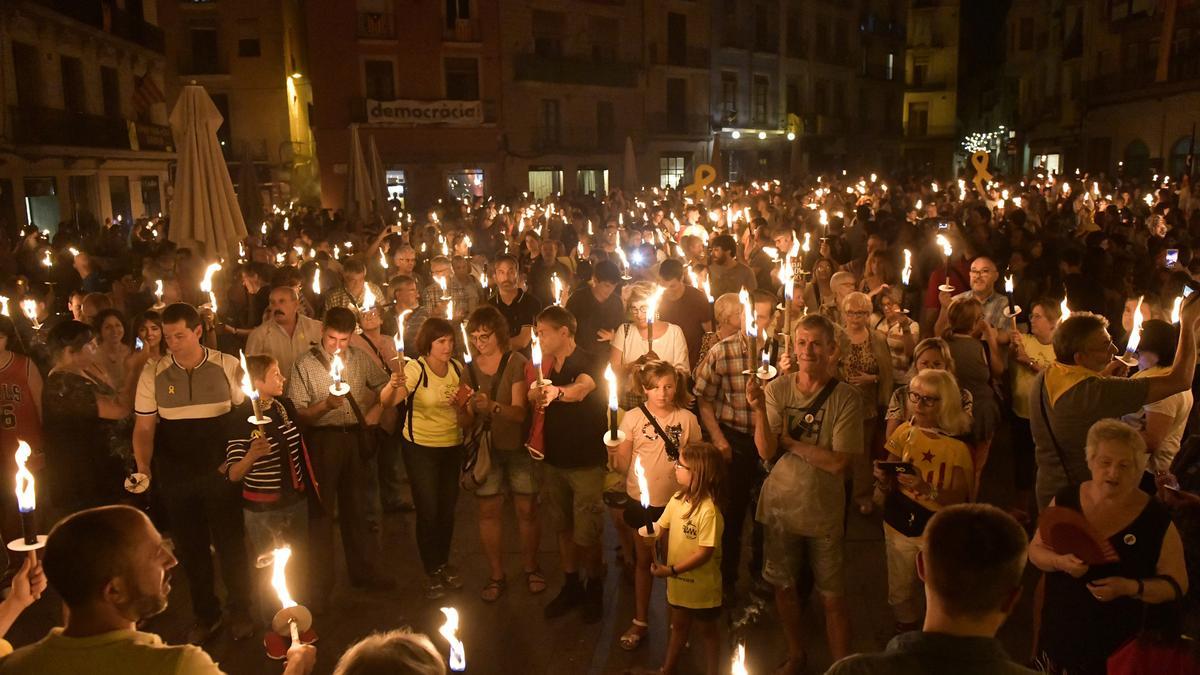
left=622, top=135, right=638, bottom=193
left=237, top=143, right=263, bottom=227
left=168, top=83, right=247, bottom=260
left=345, top=124, right=374, bottom=220
left=368, top=133, right=389, bottom=215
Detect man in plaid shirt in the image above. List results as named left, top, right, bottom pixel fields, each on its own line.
left=692, top=289, right=777, bottom=597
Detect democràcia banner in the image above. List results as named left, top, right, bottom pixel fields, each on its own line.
left=366, top=99, right=483, bottom=126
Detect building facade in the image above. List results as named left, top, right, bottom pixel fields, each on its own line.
left=0, top=0, right=172, bottom=237
left=900, top=0, right=959, bottom=175
left=157, top=0, right=315, bottom=212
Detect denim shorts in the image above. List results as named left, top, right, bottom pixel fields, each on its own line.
left=475, top=446, right=540, bottom=497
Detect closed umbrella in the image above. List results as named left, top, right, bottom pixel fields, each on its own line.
left=368, top=133, right=389, bottom=215
left=345, top=124, right=373, bottom=220
left=168, top=83, right=247, bottom=260
left=622, top=135, right=638, bottom=193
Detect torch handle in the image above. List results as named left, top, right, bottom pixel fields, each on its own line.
left=288, top=618, right=300, bottom=644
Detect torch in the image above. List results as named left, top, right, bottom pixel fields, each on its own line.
left=8, top=441, right=45, bottom=563
left=393, top=309, right=412, bottom=363
left=439, top=607, right=466, bottom=672
left=329, top=351, right=350, bottom=396
left=646, top=286, right=664, bottom=353
left=20, top=299, right=41, bottom=331
left=269, top=546, right=312, bottom=646
left=153, top=279, right=165, bottom=308
left=1003, top=274, right=1021, bottom=319
left=200, top=262, right=222, bottom=326
left=1120, top=296, right=1145, bottom=367
left=240, top=350, right=271, bottom=429
left=552, top=274, right=564, bottom=307
left=935, top=234, right=954, bottom=293
left=901, top=249, right=912, bottom=287
left=603, top=364, right=624, bottom=446
left=633, top=456, right=659, bottom=549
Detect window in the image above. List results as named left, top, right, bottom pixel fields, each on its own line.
left=448, top=169, right=484, bottom=200
left=386, top=169, right=407, bottom=208
left=886, top=52, right=895, bottom=80
left=446, top=0, right=470, bottom=27
left=786, top=12, right=802, bottom=58
left=785, top=79, right=800, bottom=116
left=444, top=57, right=479, bottom=100
left=814, top=79, right=829, bottom=116
left=528, top=167, right=562, bottom=199
left=577, top=168, right=608, bottom=195
left=1019, top=17, right=1033, bottom=50
left=538, top=99, right=560, bottom=146
left=667, top=12, right=687, bottom=65
left=912, top=60, right=929, bottom=86
left=140, top=176, right=161, bottom=218
left=721, top=72, right=738, bottom=118
left=816, top=16, right=830, bottom=56
left=237, top=19, right=261, bottom=57
left=721, top=0, right=740, bottom=48
left=666, top=78, right=687, bottom=132
left=358, top=0, right=395, bottom=39
left=61, top=56, right=86, bottom=113
left=754, top=2, right=773, bottom=52
left=590, top=16, right=619, bottom=63
left=659, top=155, right=687, bottom=189
left=752, top=75, right=768, bottom=125
left=532, top=10, right=565, bottom=57
left=907, top=101, right=928, bottom=136
left=835, top=18, right=848, bottom=62
left=12, top=42, right=39, bottom=108
left=190, top=27, right=220, bottom=74
left=364, top=59, right=396, bottom=100
left=832, top=81, right=845, bottom=117
left=101, top=66, right=121, bottom=118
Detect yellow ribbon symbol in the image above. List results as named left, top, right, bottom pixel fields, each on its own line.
left=683, top=164, right=716, bottom=197
left=971, top=151, right=993, bottom=197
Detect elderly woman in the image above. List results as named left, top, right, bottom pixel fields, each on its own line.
left=940, top=296, right=1003, bottom=496
left=885, top=338, right=974, bottom=440
left=1030, top=419, right=1189, bottom=674
left=873, top=369, right=973, bottom=632
left=1126, top=320, right=1194, bottom=483
left=839, top=291, right=894, bottom=514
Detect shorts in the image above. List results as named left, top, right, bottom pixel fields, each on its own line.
left=622, top=500, right=666, bottom=530
left=668, top=602, right=722, bottom=621
left=540, top=464, right=606, bottom=547
left=475, top=446, right=540, bottom=497
left=761, top=527, right=845, bottom=596
left=883, top=523, right=924, bottom=612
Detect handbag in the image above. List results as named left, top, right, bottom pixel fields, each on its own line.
left=880, top=424, right=935, bottom=537
left=1107, top=576, right=1197, bottom=675
left=459, top=352, right=512, bottom=491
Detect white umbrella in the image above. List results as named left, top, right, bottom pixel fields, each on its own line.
left=346, top=124, right=374, bottom=219
left=622, top=136, right=638, bottom=193
left=168, top=83, right=248, bottom=260
left=368, top=133, right=389, bottom=214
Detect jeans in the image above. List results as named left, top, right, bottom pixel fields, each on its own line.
left=244, top=499, right=309, bottom=624
left=307, top=427, right=384, bottom=597
left=721, top=425, right=765, bottom=587
left=377, top=428, right=409, bottom=507
left=161, top=472, right=251, bottom=623
left=402, top=439, right=462, bottom=574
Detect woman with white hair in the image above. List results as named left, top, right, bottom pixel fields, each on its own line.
left=1030, top=419, right=1189, bottom=674
left=873, top=369, right=974, bottom=633
left=332, top=629, right=446, bottom=675
left=839, top=291, right=894, bottom=514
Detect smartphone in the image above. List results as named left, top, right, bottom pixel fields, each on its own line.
left=1185, top=286, right=1195, bottom=298
left=878, top=461, right=918, bottom=476
left=937, top=221, right=950, bottom=230
left=1166, top=249, right=1179, bottom=268
left=135, top=337, right=144, bottom=351
left=452, top=382, right=474, bottom=408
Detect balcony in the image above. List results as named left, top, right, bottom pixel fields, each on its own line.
left=33, top=0, right=165, bottom=53
left=530, top=126, right=621, bottom=154
left=444, top=18, right=480, bottom=43
left=646, top=113, right=710, bottom=137
left=513, top=54, right=638, bottom=88
left=357, top=12, right=395, bottom=40
left=8, top=106, right=172, bottom=151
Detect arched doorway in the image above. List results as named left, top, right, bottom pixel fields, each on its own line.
left=1169, top=135, right=1193, bottom=178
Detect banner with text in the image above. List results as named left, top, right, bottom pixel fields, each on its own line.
left=366, top=99, right=483, bottom=126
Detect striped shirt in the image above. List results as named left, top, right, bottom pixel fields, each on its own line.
left=222, top=398, right=308, bottom=507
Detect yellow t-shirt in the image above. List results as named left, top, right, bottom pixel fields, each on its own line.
left=401, top=357, right=464, bottom=447
left=1010, top=333, right=1056, bottom=419
left=0, top=628, right=223, bottom=675
left=884, top=422, right=975, bottom=501
left=655, top=495, right=723, bottom=609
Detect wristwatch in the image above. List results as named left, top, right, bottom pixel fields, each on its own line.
left=492, top=403, right=501, bottom=415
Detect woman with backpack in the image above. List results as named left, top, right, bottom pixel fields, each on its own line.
left=463, top=306, right=544, bottom=602
left=397, top=317, right=475, bottom=599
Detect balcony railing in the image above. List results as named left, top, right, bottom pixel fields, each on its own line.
left=357, top=12, right=396, bottom=40
left=513, top=54, right=638, bottom=88
left=8, top=106, right=172, bottom=151
left=34, top=0, right=165, bottom=53
left=646, top=113, right=710, bottom=137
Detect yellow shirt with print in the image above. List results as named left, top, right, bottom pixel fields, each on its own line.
left=884, top=422, right=974, bottom=503
left=655, top=495, right=723, bottom=609
left=401, top=357, right=464, bottom=447
left=0, top=628, right=223, bottom=675
left=1010, top=333, right=1056, bottom=419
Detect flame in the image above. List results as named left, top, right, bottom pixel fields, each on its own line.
left=395, top=309, right=412, bottom=354
left=731, top=642, right=749, bottom=675
left=362, top=284, right=376, bottom=311
left=902, top=249, right=912, bottom=285
left=329, top=350, right=344, bottom=384
left=379, top=248, right=388, bottom=268
left=552, top=275, right=564, bottom=306
left=311, top=268, right=321, bottom=294
left=200, top=263, right=222, bottom=294
left=14, top=441, right=34, bottom=512
left=270, top=546, right=297, bottom=610
left=283, top=217, right=290, bottom=231
left=68, top=246, right=79, bottom=257
left=20, top=299, right=38, bottom=325
left=154, top=279, right=164, bottom=304
left=802, top=232, right=811, bottom=253
left=208, top=291, right=219, bottom=315
left=739, top=287, right=756, bottom=338
left=780, top=257, right=794, bottom=301
left=1061, top=297, right=1072, bottom=321
left=935, top=233, right=952, bottom=258
left=1172, top=295, right=1184, bottom=324
left=41, top=250, right=52, bottom=267
left=1127, top=296, right=1145, bottom=353
left=333, top=244, right=341, bottom=259
left=646, top=286, right=664, bottom=324
left=439, top=607, right=466, bottom=672
left=261, top=222, right=268, bottom=235
left=604, top=363, right=618, bottom=411
left=1005, top=274, right=1015, bottom=295
left=1145, top=193, right=1154, bottom=207
left=238, top=350, right=258, bottom=401
left=633, top=456, right=651, bottom=509
left=531, top=334, right=543, bottom=374
left=446, top=299, right=454, bottom=320
left=460, top=323, right=472, bottom=363
left=819, top=209, right=828, bottom=226
left=702, top=278, right=713, bottom=302
left=0, top=296, right=8, bottom=317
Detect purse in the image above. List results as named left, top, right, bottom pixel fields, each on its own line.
left=459, top=352, right=512, bottom=492
left=1107, top=576, right=1197, bottom=675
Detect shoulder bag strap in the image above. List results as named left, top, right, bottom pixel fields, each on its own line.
left=309, top=347, right=369, bottom=428
left=405, top=358, right=428, bottom=440
left=1037, top=379, right=1077, bottom=486
left=638, top=403, right=679, bottom=460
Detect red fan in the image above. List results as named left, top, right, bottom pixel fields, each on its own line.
left=1038, top=506, right=1119, bottom=565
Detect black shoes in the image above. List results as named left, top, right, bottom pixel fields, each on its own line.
left=543, top=578, right=584, bottom=619
left=581, top=578, right=603, bottom=624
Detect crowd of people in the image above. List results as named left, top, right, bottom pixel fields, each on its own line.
left=0, top=168, right=1198, bottom=674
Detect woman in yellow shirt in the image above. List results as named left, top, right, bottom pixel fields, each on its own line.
left=874, top=368, right=973, bottom=634
left=397, top=317, right=475, bottom=599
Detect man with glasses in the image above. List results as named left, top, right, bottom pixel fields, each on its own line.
left=1030, top=303, right=1200, bottom=510
left=936, top=256, right=1009, bottom=338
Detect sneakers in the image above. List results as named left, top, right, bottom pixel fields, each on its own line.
left=264, top=632, right=288, bottom=660
left=581, top=578, right=603, bottom=624
left=544, top=577, right=584, bottom=619
left=425, top=575, right=447, bottom=600
left=186, top=616, right=223, bottom=645
left=436, top=565, right=463, bottom=590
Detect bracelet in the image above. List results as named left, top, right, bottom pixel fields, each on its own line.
left=669, top=565, right=678, bottom=577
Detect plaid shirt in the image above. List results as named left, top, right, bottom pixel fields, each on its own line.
left=323, top=282, right=385, bottom=316
left=692, top=332, right=756, bottom=434
left=285, top=344, right=389, bottom=427
left=416, top=276, right=482, bottom=323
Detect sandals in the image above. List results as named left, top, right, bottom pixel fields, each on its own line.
left=525, top=568, right=547, bottom=594
left=480, top=576, right=507, bottom=603
left=619, top=620, right=649, bottom=651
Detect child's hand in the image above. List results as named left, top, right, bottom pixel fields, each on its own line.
left=650, top=562, right=672, bottom=578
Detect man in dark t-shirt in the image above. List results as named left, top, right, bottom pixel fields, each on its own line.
left=565, top=260, right=624, bottom=359
left=530, top=306, right=607, bottom=624
left=656, top=258, right=713, bottom=367
left=487, top=255, right=542, bottom=358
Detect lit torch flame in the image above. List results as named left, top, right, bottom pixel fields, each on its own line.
left=361, top=284, right=376, bottom=311
left=329, top=351, right=345, bottom=388
left=902, top=249, right=912, bottom=285
left=552, top=275, right=564, bottom=306
left=0, top=296, right=8, bottom=317
left=154, top=279, right=164, bottom=306
left=14, top=441, right=34, bottom=513
left=394, top=309, right=412, bottom=356
left=604, top=363, right=618, bottom=412
left=731, top=642, right=749, bottom=675
left=439, top=607, right=466, bottom=672
left=1005, top=274, right=1015, bottom=295
left=20, top=299, right=39, bottom=329
left=634, top=456, right=651, bottom=513
left=1127, top=296, right=1145, bottom=353
left=1172, top=295, right=1184, bottom=324
left=739, top=287, right=756, bottom=339
left=1061, top=296, right=1072, bottom=321
left=311, top=268, right=321, bottom=295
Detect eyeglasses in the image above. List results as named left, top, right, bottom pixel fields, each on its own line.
left=470, top=332, right=494, bottom=343
left=969, top=269, right=994, bottom=276
left=632, top=306, right=650, bottom=315
left=907, top=391, right=941, bottom=407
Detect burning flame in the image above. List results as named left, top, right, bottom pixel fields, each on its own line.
left=935, top=233, right=952, bottom=258
left=1127, top=296, right=1145, bottom=353
left=362, top=284, right=376, bottom=311
left=14, top=441, right=34, bottom=513
left=731, top=642, right=749, bottom=675
left=0, top=296, right=8, bottom=317
left=780, top=257, right=794, bottom=301
left=902, top=249, right=912, bottom=285
left=41, top=250, right=51, bottom=267
left=1005, top=274, right=1015, bottom=295
left=311, top=268, right=321, bottom=295
left=1060, top=297, right=1072, bottom=321
left=802, top=232, right=811, bottom=253
left=238, top=350, right=258, bottom=402
left=20, top=299, right=38, bottom=327
left=633, top=456, right=650, bottom=510
left=395, top=309, right=412, bottom=354
left=439, top=607, right=466, bottom=672
left=379, top=248, right=388, bottom=268
left=270, top=546, right=297, bottom=610
left=552, top=275, right=564, bottom=306
left=1172, top=295, right=1184, bottom=324
left=329, top=351, right=345, bottom=385
left=531, top=335, right=543, bottom=378
left=446, top=299, right=454, bottom=321
left=646, top=286, right=664, bottom=324
left=154, top=279, right=164, bottom=305
left=739, top=287, right=756, bottom=338
left=604, top=363, right=618, bottom=411
left=460, top=323, right=472, bottom=363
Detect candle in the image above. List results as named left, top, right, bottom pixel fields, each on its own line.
left=604, top=364, right=618, bottom=439
left=329, top=350, right=349, bottom=395
left=633, top=456, right=654, bottom=534
left=20, top=299, right=40, bottom=331
left=394, top=309, right=412, bottom=360
left=460, top=323, right=472, bottom=364
left=760, top=345, right=770, bottom=374
left=935, top=234, right=953, bottom=290
left=1004, top=274, right=1016, bottom=312
left=439, top=607, right=466, bottom=672
left=781, top=255, right=794, bottom=349
left=646, top=286, right=663, bottom=353
left=1126, top=296, right=1145, bottom=354
left=239, top=350, right=267, bottom=426
left=13, top=441, right=36, bottom=546
left=270, top=546, right=301, bottom=643
left=311, top=267, right=321, bottom=295
left=902, top=249, right=912, bottom=286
